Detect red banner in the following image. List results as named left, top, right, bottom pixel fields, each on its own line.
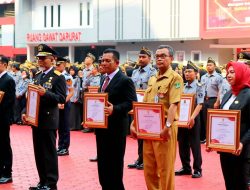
left=200, top=0, right=250, bottom=39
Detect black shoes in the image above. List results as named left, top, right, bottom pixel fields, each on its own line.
left=0, top=176, right=12, bottom=184
left=81, top=128, right=93, bottom=133
left=29, top=183, right=57, bottom=190
left=192, top=171, right=202, bottom=178
left=175, top=168, right=192, bottom=176
left=136, top=163, right=144, bottom=170
left=89, top=156, right=98, bottom=162
left=57, top=149, right=69, bottom=156
left=128, top=161, right=143, bottom=170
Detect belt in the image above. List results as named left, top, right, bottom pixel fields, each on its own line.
left=205, top=97, right=217, bottom=101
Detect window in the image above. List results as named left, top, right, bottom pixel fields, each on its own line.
left=80, top=3, right=83, bottom=26
left=79, top=1, right=93, bottom=27
left=44, top=6, right=47, bottom=27
left=87, top=2, right=90, bottom=26
left=58, top=5, right=61, bottom=27
left=51, top=5, right=54, bottom=27
left=191, top=51, right=202, bottom=62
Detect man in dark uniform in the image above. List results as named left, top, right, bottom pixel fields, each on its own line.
left=175, top=62, right=204, bottom=178
left=96, top=48, right=137, bottom=190
left=23, top=44, right=66, bottom=190
left=0, top=56, right=15, bottom=184
left=55, top=57, right=74, bottom=156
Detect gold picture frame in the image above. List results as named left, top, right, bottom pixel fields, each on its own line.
left=0, top=91, right=5, bottom=104
left=83, top=93, right=108, bottom=128
left=133, top=102, right=165, bottom=141
left=129, top=90, right=145, bottom=115
left=26, top=84, right=40, bottom=127
left=87, top=86, right=100, bottom=93
left=206, top=109, right=241, bottom=153
left=178, top=94, right=195, bottom=128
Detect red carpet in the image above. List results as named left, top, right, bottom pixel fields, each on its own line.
left=0, top=125, right=224, bottom=190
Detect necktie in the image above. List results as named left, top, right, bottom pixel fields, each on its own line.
left=186, top=85, right=192, bottom=89
left=101, top=76, right=110, bottom=92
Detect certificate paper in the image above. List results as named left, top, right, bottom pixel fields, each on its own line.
left=206, top=109, right=241, bottom=153
left=134, top=102, right=165, bottom=140
left=178, top=94, right=195, bottom=127
left=137, top=109, right=161, bottom=133
left=28, top=90, right=38, bottom=118
left=211, top=116, right=235, bottom=145
left=86, top=99, right=105, bottom=122
left=179, top=99, right=191, bottom=122
left=26, top=85, right=40, bottom=127
left=84, top=93, right=108, bottom=128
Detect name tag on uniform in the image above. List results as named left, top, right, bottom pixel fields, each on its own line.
left=154, top=95, right=159, bottom=103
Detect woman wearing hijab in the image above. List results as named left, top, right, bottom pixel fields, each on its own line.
left=219, top=61, right=250, bottom=190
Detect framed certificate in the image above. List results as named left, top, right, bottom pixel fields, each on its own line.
left=0, top=91, right=5, bottom=103
left=178, top=94, right=195, bottom=127
left=26, top=84, right=40, bottom=127
left=83, top=93, right=108, bottom=128
left=129, top=90, right=145, bottom=115
left=136, top=90, right=145, bottom=103
left=133, top=102, right=165, bottom=140
left=206, top=109, right=241, bottom=153
left=88, top=86, right=99, bottom=93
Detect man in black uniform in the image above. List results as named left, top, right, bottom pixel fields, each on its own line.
left=0, top=56, right=15, bottom=184
left=23, top=44, right=66, bottom=190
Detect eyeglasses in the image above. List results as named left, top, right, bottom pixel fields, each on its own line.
left=36, top=56, right=49, bottom=61
left=154, top=54, right=171, bottom=59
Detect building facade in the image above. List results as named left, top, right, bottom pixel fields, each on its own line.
left=0, top=0, right=26, bottom=62
left=15, top=0, right=250, bottom=65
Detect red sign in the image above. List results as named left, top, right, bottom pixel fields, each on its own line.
left=200, top=0, right=250, bottom=39
left=26, top=32, right=82, bottom=43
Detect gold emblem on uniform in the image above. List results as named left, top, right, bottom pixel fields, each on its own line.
left=238, top=53, right=244, bottom=59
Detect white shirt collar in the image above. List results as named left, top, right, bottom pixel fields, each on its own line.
left=0, top=71, right=7, bottom=78
left=107, top=68, right=119, bottom=82
left=43, top=66, right=53, bottom=75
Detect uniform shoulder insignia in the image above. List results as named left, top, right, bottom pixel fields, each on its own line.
left=35, top=70, right=42, bottom=75
left=54, top=70, right=61, bottom=76
left=197, top=82, right=202, bottom=87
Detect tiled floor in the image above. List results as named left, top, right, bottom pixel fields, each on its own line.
left=0, top=125, right=224, bottom=190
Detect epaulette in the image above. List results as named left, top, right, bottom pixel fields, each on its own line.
left=54, top=70, right=61, bottom=76
left=197, top=82, right=202, bottom=87
left=35, top=70, right=42, bottom=75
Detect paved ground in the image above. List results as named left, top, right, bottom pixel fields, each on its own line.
left=1, top=125, right=225, bottom=190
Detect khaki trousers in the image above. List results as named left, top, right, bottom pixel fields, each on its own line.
left=143, top=123, right=177, bottom=190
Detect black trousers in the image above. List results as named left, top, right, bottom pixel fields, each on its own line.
left=178, top=115, right=202, bottom=172
left=137, top=139, right=143, bottom=164
left=0, top=124, right=12, bottom=177
left=32, top=128, right=58, bottom=188
left=58, top=102, right=71, bottom=150
left=201, top=98, right=217, bottom=140
left=96, top=131, right=126, bottom=190
left=220, top=150, right=250, bottom=190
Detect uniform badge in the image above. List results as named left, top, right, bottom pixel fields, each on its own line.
left=175, top=82, right=181, bottom=89
left=157, top=93, right=164, bottom=99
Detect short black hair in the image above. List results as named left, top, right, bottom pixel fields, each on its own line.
left=157, top=45, right=175, bottom=57
left=0, top=56, right=9, bottom=66
left=103, top=48, right=120, bottom=61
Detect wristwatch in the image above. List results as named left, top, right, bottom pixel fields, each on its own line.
left=166, top=122, right=172, bottom=128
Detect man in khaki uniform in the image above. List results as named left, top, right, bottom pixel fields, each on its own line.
left=131, top=45, right=183, bottom=190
